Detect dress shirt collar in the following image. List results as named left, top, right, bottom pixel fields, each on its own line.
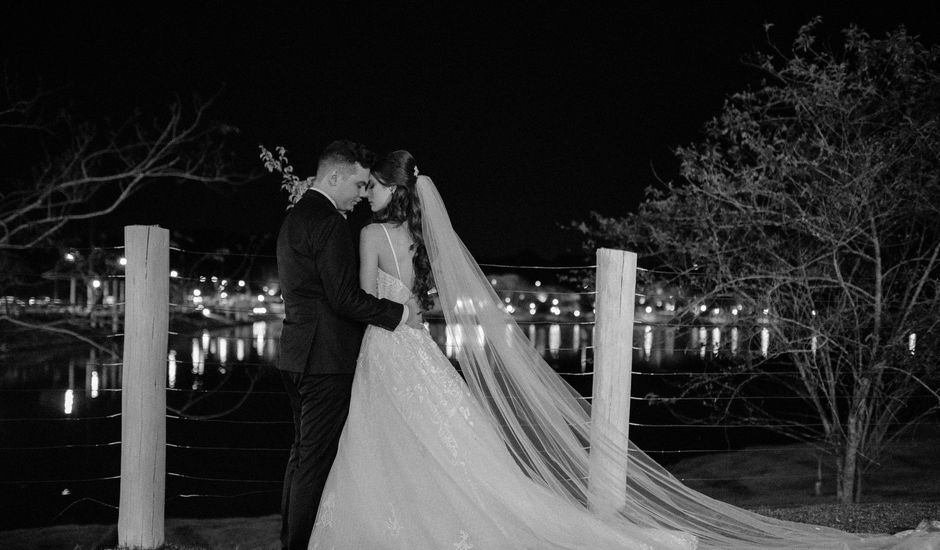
left=309, top=187, right=345, bottom=218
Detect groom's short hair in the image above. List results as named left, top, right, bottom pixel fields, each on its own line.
left=318, top=139, right=376, bottom=174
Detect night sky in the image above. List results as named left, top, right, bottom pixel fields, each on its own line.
left=3, top=3, right=939, bottom=263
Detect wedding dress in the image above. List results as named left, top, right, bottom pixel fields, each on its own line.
left=309, top=177, right=939, bottom=549
left=309, top=267, right=696, bottom=549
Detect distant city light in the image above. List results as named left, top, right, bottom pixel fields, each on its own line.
left=193, top=296, right=203, bottom=304
left=258, top=294, right=265, bottom=302
left=491, top=279, right=497, bottom=285
left=92, top=279, right=101, bottom=289
left=645, top=306, right=652, bottom=313
left=170, top=270, right=179, bottom=278
left=193, top=289, right=201, bottom=297
left=763, top=308, right=769, bottom=315
left=199, top=276, right=206, bottom=283
left=506, top=305, right=515, bottom=314
left=202, top=308, right=212, bottom=317
left=712, top=308, right=720, bottom=315
left=812, top=310, right=817, bottom=316
left=699, top=304, right=707, bottom=313
left=65, top=252, right=75, bottom=262
left=118, top=257, right=127, bottom=266
left=731, top=308, right=738, bottom=316
left=211, top=276, right=218, bottom=283
left=238, top=280, right=246, bottom=287
left=504, top=297, right=511, bottom=304
left=253, top=307, right=267, bottom=314
left=574, top=310, right=581, bottom=317
left=534, top=281, right=541, bottom=287
left=220, top=292, right=228, bottom=298
left=551, top=298, right=559, bottom=305
left=267, top=289, right=276, bottom=296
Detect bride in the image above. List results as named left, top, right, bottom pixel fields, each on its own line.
left=308, top=150, right=938, bottom=549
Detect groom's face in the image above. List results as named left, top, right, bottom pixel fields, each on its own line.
left=332, top=162, right=370, bottom=213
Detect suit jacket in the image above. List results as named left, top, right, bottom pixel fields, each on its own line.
left=276, top=190, right=404, bottom=374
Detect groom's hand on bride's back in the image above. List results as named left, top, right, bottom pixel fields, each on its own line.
left=404, top=298, right=424, bottom=329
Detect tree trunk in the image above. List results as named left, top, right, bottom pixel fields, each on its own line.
left=835, top=455, right=844, bottom=502
left=855, top=468, right=863, bottom=502
left=838, top=416, right=862, bottom=504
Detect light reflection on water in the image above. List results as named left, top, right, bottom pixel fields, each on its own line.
left=1, top=320, right=780, bottom=417
left=63, top=388, right=73, bottom=414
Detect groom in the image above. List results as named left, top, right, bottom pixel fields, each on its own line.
left=276, top=139, right=418, bottom=550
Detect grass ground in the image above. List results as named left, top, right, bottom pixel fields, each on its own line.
left=2, top=428, right=937, bottom=549
left=2, top=504, right=938, bottom=550
left=0, top=516, right=282, bottom=550
left=669, top=424, right=940, bottom=508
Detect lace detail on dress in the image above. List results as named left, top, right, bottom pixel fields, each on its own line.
left=313, top=491, right=336, bottom=530
left=384, top=506, right=402, bottom=538
left=377, top=268, right=411, bottom=304
left=452, top=530, right=473, bottom=549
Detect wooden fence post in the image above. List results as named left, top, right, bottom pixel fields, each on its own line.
left=118, top=225, right=168, bottom=548
left=588, top=248, right=637, bottom=516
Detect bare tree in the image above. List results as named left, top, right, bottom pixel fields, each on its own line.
left=1, top=74, right=249, bottom=349
left=576, top=19, right=940, bottom=503
left=0, top=76, right=244, bottom=250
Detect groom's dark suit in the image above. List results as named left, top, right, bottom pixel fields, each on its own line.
left=276, top=189, right=403, bottom=550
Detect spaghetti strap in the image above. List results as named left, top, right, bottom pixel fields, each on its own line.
left=379, top=224, right=402, bottom=280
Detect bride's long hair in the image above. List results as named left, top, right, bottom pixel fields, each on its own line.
left=370, top=150, right=434, bottom=310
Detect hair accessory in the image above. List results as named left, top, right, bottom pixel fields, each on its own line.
left=414, top=166, right=420, bottom=177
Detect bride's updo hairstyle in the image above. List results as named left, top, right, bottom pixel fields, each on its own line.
left=371, top=150, right=434, bottom=310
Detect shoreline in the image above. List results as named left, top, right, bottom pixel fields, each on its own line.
left=0, top=311, right=257, bottom=356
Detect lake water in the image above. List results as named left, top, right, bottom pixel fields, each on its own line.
left=0, top=319, right=778, bottom=529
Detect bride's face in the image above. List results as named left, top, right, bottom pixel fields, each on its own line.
left=367, top=176, right=395, bottom=212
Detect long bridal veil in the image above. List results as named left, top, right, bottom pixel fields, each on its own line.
left=416, top=175, right=927, bottom=549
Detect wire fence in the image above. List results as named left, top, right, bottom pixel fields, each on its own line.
left=2, top=247, right=938, bottom=528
